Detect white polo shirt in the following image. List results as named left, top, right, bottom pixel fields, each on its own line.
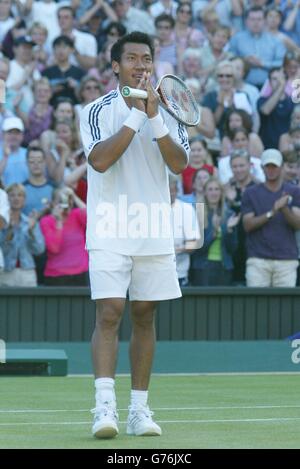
left=80, top=88, right=190, bottom=256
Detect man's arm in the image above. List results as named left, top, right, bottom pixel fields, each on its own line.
left=259, top=81, right=285, bottom=115
left=243, top=211, right=271, bottom=233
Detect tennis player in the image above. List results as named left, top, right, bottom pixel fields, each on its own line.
left=80, top=31, right=190, bottom=439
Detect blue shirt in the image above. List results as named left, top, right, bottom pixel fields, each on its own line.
left=23, top=181, right=54, bottom=216
left=257, top=96, right=294, bottom=149
left=229, top=31, right=286, bottom=86
left=0, top=146, right=29, bottom=187
left=241, top=182, right=300, bottom=260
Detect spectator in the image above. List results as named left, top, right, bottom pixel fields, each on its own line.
left=151, top=35, right=174, bottom=83
left=182, top=136, right=215, bottom=194
left=180, top=167, right=211, bottom=204
left=0, top=180, right=9, bottom=271
left=224, top=149, right=258, bottom=284
left=266, top=7, right=300, bottom=54
left=42, top=35, right=86, bottom=106
left=0, top=182, right=45, bottom=286
left=74, top=76, right=103, bottom=127
left=257, top=67, right=294, bottom=149
left=190, top=177, right=239, bottom=286
left=40, top=186, right=88, bottom=286
left=155, top=13, right=177, bottom=71
left=173, top=2, right=205, bottom=60
left=282, top=0, right=300, bottom=48
left=97, top=21, right=127, bottom=53
left=77, top=0, right=118, bottom=31
left=221, top=109, right=264, bottom=158
left=29, top=22, right=50, bottom=72
left=15, top=77, right=53, bottom=146
left=169, top=174, right=200, bottom=286
left=279, top=104, right=300, bottom=152
left=23, top=146, right=54, bottom=217
left=1, top=18, right=27, bottom=60
left=0, top=117, right=28, bottom=186
left=89, top=40, right=118, bottom=93
left=260, top=51, right=300, bottom=100
left=229, top=7, right=286, bottom=88
left=56, top=5, right=97, bottom=70
left=0, top=57, right=14, bottom=142
left=218, top=128, right=265, bottom=184
left=202, top=60, right=253, bottom=138
left=113, top=0, right=155, bottom=35
left=242, top=148, right=300, bottom=287
left=282, top=149, right=300, bottom=184
left=0, top=0, right=15, bottom=47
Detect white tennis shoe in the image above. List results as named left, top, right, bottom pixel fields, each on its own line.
left=92, top=402, right=119, bottom=439
left=126, top=403, right=162, bottom=436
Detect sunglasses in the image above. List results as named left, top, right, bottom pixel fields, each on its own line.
left=84, top=85, right=100, bottom=90
left=217, top=74, right=233, bottom=78
left=179, top=9, right=192, bottom=14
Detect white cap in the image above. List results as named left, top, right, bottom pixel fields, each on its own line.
left=261, top=149, right=283, bottom=167
left=2, top=117, right=25, bottom=132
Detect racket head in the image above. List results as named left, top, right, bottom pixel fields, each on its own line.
left=156, top=75, right=200, bottom=127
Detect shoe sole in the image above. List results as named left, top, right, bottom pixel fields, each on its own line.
left=93, top=426, right=119, bottom=439
left=127, top=428, right=162, bottom=437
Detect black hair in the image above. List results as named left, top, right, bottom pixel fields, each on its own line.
left=245, top=6, right=265, bottom=18
left=110, top=31, right=154, bottom=64
left=26, top=146, right=45, bottom=159
left=57, top=5, right=75, bottom=18
left=104, top=21, right=127, bottom=37
left=155, top=13, right=175, bottom=28
left=268, top=66, right=282, bottom=79
left=223, top=109, right=253, bottom=137
left=53, top=35, right=74, bottom=49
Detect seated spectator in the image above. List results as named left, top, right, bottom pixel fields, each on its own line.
left=155, top=13, right=177, bottom=71
left=40, top=186, right=88, bottom=286
left=282, top=0, right=300, bottom=48
left=74, top=76, right=103, bottom=128
left=0, top=57, right=14, bottom=142
left=190, top=177, right=239, bottom=286
left=29, top=22, right=50, bottom=72
left=42, top=35, right=86, bottom=106
left=221, top=109, right=264, bottom=158
left=224, top=150, right=258, bottom=284
left=97, top=21, right=126, bottom=53
left=218, top=128, right=265, bottom=184
left=24, top=0, right=60, bottom=51
left=6, top=35, right=41, bottom=115
left=56, top=5, right=97, bottom=70
left=202, top=61, right=253, bottom=138
left=199, top=8, right=220, bottom=40
left=180, top=167, right=211, bottom=204
left=114, top=0, right=155, bottom=35
left=182, top=136, right=215, bottom=194
left=1, top=18, right=27, bottom=60
left=151, top=35, right=174, bottom=83
left=15, top=77, right=53, bottom=146
left=169, top=174, right=201, bottom=286
left=23, top=146, right=54, bottom=217
left=279, top=105, right=300, bottom=153
left=89, top=40, right=118, bottom=94
left=173, top=2, right=205, bottom=60
left=282, top=150, right=300, bottom=185
left=230, top=56, right=261, bottom=133
left=266, top=7, right=300, bottom=54
left=0, top=117, right=28, bottom=186
left=229, top=7, right=286, bottom=89
left=0, top=183, right=45, bottom=286
left=242, top=149, right=300, bottom=287
left=0, top=181, right=9, bottom=271
left=0, top=0, right=15, bottom=47
left=77, top=1, right=118, bottom=34
left=258, top=67, right=294, bottom=149
left=260, top=51, right=300, bottom=99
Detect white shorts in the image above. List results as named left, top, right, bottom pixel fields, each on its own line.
left=88, top=250, right=182, bottom=301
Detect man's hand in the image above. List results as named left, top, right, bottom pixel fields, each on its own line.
left=245, top=55, right=262, bottom=67
left=273, top=193, right=291, bottom=212
left=144, top=72, right=159, bottom=118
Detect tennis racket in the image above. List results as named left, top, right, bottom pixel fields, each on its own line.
left=121, top=74, right=200, bottom=127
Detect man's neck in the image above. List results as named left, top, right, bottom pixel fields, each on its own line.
left=265, top=179, right=282, bottom=192
left=10, top=210, right=21, bottom=224
left=29, top=175, right=47, bottom=186
left=236, top=174, right=252, bottom=189
left=57, top=60, right=70, bottom=71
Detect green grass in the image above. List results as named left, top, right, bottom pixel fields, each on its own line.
left=0, top=374, right=300, bottom=449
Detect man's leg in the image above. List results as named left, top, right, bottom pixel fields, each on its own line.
left=126, top=300, right=161, bottom=436
left=91, top=298, right=125, bottom=439
left=246, top=258, right=272, bottom=287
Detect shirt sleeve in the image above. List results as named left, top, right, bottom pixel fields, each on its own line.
left=241, top=187, right=255, bottom=215
left=79, top=101, right=112, bottom=159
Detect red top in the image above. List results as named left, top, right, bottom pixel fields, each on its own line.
left=40, top=208, right=88, bottom=277
left=182, top=164, right=214, bottom=194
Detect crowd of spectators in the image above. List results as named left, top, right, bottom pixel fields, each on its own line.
left=1, top=0, right=300, bottom=288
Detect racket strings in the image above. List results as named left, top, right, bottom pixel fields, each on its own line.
left=160, top=77, right=199, bottom=126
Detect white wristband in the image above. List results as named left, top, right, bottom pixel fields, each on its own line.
left=123, top=107, right=147, bottom=132
left=149, top=113, right=169, bottom=139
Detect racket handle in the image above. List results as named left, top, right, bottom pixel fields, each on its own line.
left=121, top=86, right=148, bottom=99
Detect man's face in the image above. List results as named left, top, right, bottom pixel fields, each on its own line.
left=269, top=70, right=284, bottom=91
left=27, top=151, right=46, bottom=177
left=14, top=43, right=33, bottom=63
left=231, top=157, right=251, bottom=182
left=58, top=9, right=73, bottom=31
left=283, top=162, right=299, bottom=181
left=211, top=31, right=228, bottom=51
left=217, top=66, right=234, bottom=91
left=263, top=163, right=282, bottom=181
left=112, top=42, right=153, bottom=88
left=114, top=0, right=131, bottom=19
left=246, top=12, right=265, bottom=35
left=4, top=129, right=23, bottom=150
left=54, top=43, right=72, bottom=63
left=156, top=21, right=173, bottom=41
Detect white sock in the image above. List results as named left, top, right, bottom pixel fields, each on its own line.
left=95, top=377, right=116, bottom=407
left=130, top=389, right=148, bottom=408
